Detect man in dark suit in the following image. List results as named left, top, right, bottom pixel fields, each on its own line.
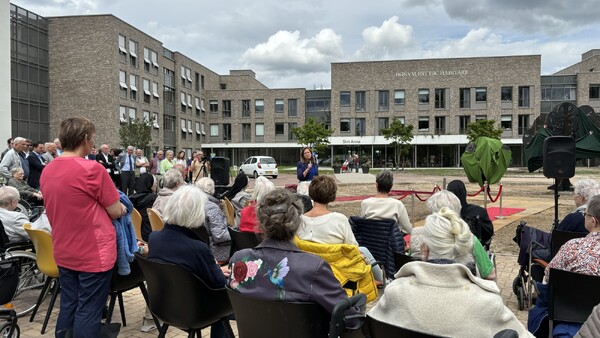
left=96, top=144, right=116, bottom=185
left=27, top=142, right=46, bottom=189
left=118, top=146, right=136, bottom=195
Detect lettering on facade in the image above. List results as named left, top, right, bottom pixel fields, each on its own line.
left=394, top=70, right=469, bottom=77
left=342, top=140, right=361, bottom=144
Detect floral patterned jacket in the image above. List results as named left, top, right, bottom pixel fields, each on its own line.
left=228, top=238, right=362, bottom=324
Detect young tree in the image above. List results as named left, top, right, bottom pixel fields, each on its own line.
left=382, top=119, right=414, bottom=171
left=466, top=120, right=503, bottom=143
left=119, top=117, right=153, bottom=151
left=291, top=117, right=333, bottom=155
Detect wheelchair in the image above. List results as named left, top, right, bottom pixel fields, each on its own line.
left=0, top=256, right=20, bottom=337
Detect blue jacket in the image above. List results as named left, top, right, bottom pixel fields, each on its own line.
left=112, top=191, right=137, bottom=275
left=348, top=216, right=405, bottom=277
left=297, top=161, right=318, bottom=181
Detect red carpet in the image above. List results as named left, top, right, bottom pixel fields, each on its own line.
left=487, top=207, right=525, bottom=219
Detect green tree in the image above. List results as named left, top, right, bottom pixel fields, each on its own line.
left=291, top=117, right=333, bottom=155
left=466, top=119, right=503, bottom=143
left=382, top=118, right=414, bottom=171
left=119, top=117, right=152, bottom=151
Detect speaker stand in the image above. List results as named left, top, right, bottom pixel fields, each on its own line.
left=552, top=178, right=560, bottom=231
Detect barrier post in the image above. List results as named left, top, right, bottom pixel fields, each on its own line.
left=495, top=182, right=505, bottom=219
left=442, top=177, right=447, bottom=190
left=483, top=181, right=488, bottom=209
left=410, top=189, right=415, bottom=221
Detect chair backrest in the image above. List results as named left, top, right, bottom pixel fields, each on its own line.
left=228, top=228, right=259, bottom=256
left=221, top=198, right=235, bottom=226
left=146, top=208, right=164, bottom=232
left=366, top=315, right=448, bottom=338
left=110, top=258, right=145, bottom=292
left=0, top=257, right=20, bottom=304
left=23, top=223, right=59, bottom=278
left=131, top=208, right=143, bottom=241
left=349, top=216, right=405, bottom=277
left=548, top=268, right=600, bottom=323
left=135, top=253, right=232, bottom=330
left=0, top=219, right=9, bottom=251
left=550, top=230, right=586, bottom=258
left=394, top=251, right=416, bottom=272
left=226, top=287, right=330, bottom=338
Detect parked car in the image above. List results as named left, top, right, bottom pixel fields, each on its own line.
left=239, top=156, right=278, bottom=179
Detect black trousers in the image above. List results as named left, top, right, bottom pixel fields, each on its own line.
left=120, top=171, right=135, bottom=195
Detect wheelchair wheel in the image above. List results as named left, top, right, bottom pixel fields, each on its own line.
left=517, top=286, right=525, bottom=311
left=0, top=321, right=20, bottom=338
left=512, top=276, right=521, bottom=295
left=3, top=251, right=46, bottom=317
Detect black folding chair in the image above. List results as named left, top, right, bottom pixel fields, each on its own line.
left=366, top=315, right=447, bottom=337
left=550, top=230, right=586, bottom=259
left=228, top=228, right=259, bottom=257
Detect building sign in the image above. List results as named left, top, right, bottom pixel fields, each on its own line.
left=342, top=139, right=361, bottom=144
left=395, top=70, right=469, bottom=77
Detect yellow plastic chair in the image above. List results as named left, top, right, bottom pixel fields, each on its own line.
left=147, top=208, right=164, bottom=232
left=131, top=208, right=143, bottom=241
left=221, top=198, right=235, bottom=226
left=23, top=223, right=60, bottom=335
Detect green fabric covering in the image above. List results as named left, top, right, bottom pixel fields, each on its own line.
left=461, top=137, right=512, bottom=187
left=524, top=108, right=600, bottom=172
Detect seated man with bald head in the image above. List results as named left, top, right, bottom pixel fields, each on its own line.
left=0, top=185, right=30, bottom=243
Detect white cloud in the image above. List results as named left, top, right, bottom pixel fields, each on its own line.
left=355, top=16, right=414, bottom=60
left=241, top=29, right=343, bottom=74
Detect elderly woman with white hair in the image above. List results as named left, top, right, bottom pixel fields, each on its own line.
left=152, top=168, right=184, bottom=215
left=159, top=149, right=175, bottom=175
left=417, top=190, right=496, bottom=280
left=557, top=178, right=600, bottom=233
left=195, top=177, right=231, bottom=264
left=6, top=167, right=43, bottom=206
left=369, top=208, right=534, bottom=338
left=239, top=176, right=275, bottom=233
left=147, top=185, right=233, bottom=338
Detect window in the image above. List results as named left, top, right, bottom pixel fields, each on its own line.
left=152, top=112, right=159, bottom=129
left=418, top=116, right=429, bottom=131
left=164, top=68, right=174, bottom=88
left=518, top=86, right=530, bottom=107
left=255, top=99, right=264, bottom=114
left=475, top=115, right=487, bottom=121
left=378, top=90, right=389, bottom=111
left=195, top=122, right=201, bottom=140
left=143, top=47, right=151, bottom=72
left=180, top=92, right=187, bottom=113
left=590, top=84, right=600, bottom=99
left=201, top=123, right=205, bottom=135
left=201, top=99, right=206, bottom=112
left=275, top=99, right=284, bottom=113
left=181, top=118, right=187, bottom=133
left=209, top=100, right=218, bottom=113
left=164, top=115, right=175, bottom=132
left=195, top=97, right=201, bottom=115
left=181, top=66, right=191, bottom=88
left=118, top=34, right=127, bottom=63
left=435, top=116, right=446, bottom=135
left=129, top=40, right=138, bottom=67
left=201, top=75, right=205, bottom=90
left=288, top=99, right=297, bottom=117
left=475, top=87, right=487, bottom=102
left=501, top=87, right=512, bottom=102
left=129, top=74, right=137, bottom=100
left=210, top=124, right=219, bottom=136
left=242, top=124, right=251, bottom=141
left=223, top=100, right=231, bottom=118
left=242, top=100, right=251, bottom=117
left=377, top=117, right=389, bottom=135
left=152, top=81, right=159, bottom=104
left=340, top=91, right=350, bottom=107
left=150, top=50, right=158, bottom=75
left=459, top=115, right=470, bottom=134
left=518, top=114, right=530, bottom=135
left=223, top=124, right=231, bottom=141
left=289, top=122, right=297, bottom=140
left=119, top=70, right=127, bottom=98
left=460, top=88, right=470, bottom=108
left=195, top=72, right=200, bottom=91
left=501, top=115, right=512, bottom=130
left=128, top=107, right=136, bottom=121
left=434, top=88, right=446, bottom=109
left=119, top=106, right=127, bottom=123
left=418, top=89, right=429, bottom=104
left=143, top=110, right=150, bottom=124
left=355, top=91, right=366, bottom=112
left=340, top=118, right=350, bottom=133
left=255, top=123, right=264, bottom=136
left=187, top=94, right=192, bottom=109
left=394, top=90, right=405, bottom=106
left=395, top=116, right=405, bottom=125
left=355, top=118, right=365, bottom=136
left=143, top=79, right=151, bottom=104
left=275, top=123, right=285, bottom=135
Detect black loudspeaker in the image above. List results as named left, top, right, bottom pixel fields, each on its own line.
left=211, top=157, right=230, bottom=186
left=543, top=136, right=576, bottom=179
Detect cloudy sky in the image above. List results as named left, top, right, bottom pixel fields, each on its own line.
left=13, top=0, right=600, bottom=89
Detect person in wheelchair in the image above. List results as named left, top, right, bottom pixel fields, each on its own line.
left=369, top=208, right=533, bottom=338
left=6, top=167, right=43, bottom=207
left=0, top=185, right=30, bottom=243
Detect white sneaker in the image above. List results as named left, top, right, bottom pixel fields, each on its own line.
left=140, top=317, right=157, bottom=332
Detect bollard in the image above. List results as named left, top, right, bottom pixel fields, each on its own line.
left=483, top=181, right=488, bottom=209
left=410, top=189, right=415, bottom=222
left=442, top=177, right=447, bottom=190
left=495, top=183, right=505, bottom=219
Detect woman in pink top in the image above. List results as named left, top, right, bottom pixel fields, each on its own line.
left=40, top=117, right=126, bottom=338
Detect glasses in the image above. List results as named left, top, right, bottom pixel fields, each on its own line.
left=583, top=211, right=597, bottom=219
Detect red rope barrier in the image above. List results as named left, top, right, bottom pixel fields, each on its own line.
left=487, top=184, right=503, bottom=203
left=397, top=193, right=410, bottom=200
left=468, top=186, right=485, bottom=197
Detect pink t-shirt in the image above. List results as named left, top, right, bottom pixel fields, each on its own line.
left=40, top=156, right=120, bottom=272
